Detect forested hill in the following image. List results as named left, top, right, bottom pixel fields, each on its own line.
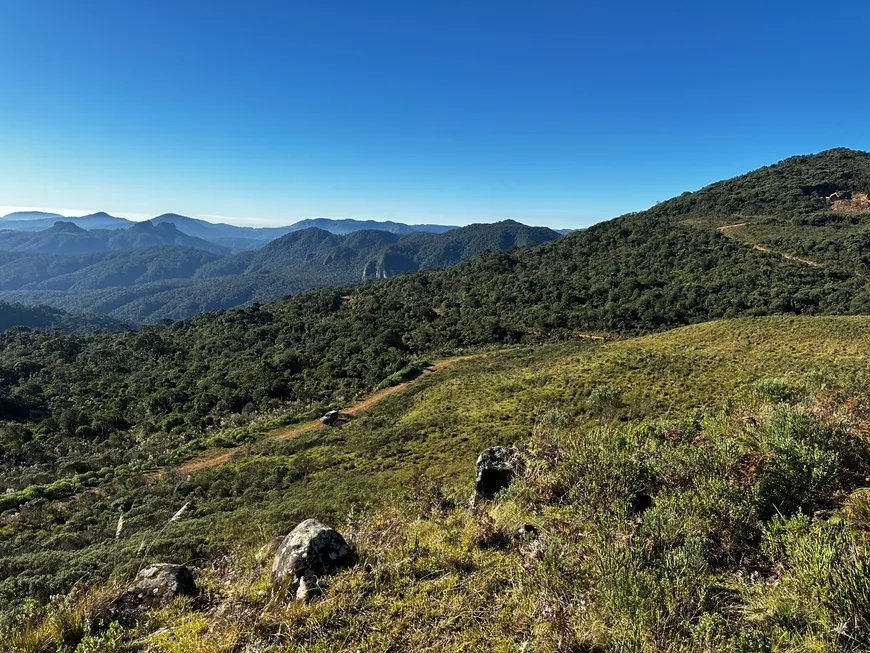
left=0, top=220, right=560, bottom=322
left=0, top=149, right=868, bottom=451
left=0, top=301, right=127, bottom=332
left=196, top=219, right=558, bottom=279
left=653, top=146, right=870, bottom=218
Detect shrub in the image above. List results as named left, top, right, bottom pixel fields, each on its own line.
left=587, top=385, right=625, bottom=422
left=752, top=377, right=795, bottom=404
left=753, top=407, right=844, bottom=516
left=757, top=515, right=870, bottom=644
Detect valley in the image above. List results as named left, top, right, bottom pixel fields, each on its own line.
left=0, top=220, right=558, bottom=323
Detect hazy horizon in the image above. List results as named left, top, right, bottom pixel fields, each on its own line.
left=0, top=204, right=578, bottom=230
left=3, top=3, right=869, bottom=231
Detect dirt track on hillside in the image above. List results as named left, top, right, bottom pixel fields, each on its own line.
left=717, top=223, right=822, bottom=267
left=175, top=357, right=472, bottom=475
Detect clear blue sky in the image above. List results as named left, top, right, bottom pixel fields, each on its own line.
left=1, top=1, right=869, bottom=229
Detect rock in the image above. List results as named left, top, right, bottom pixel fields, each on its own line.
left=473, top=446, right=521, bottom=503
left=112, top=564, right=197, bottom=622
left=271, top=519, right=355, bottom=599
left=294, top=569, right=324, bottom=603
left=514, top=523, right=539, bottom=542
left=629, top=491, right=653, bottom=516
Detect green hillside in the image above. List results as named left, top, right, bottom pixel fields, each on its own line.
left=6, top=149, right=870, bottom=650
left=666, top=147, right=870, bottom=270
left=1, top=150, right=869, bottom=523
left=0, top=150, right=868, bottom=495
left=6, top=316, right=870, bottom=651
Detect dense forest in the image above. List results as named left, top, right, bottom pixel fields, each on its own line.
left=0, top=301, right=127, bottom=333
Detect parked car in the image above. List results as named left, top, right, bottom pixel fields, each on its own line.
left=320, top=410, right=341, bottom=426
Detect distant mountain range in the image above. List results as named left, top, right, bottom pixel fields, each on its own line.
left=0, top=211, right=460, bottom=248
left=0, top=220, right=561, bottom=323
left=0, top=211, right=133, bottom=231
left=0, top=220, right=228, bottom=255
left=287, top=218, right=455, bottom=235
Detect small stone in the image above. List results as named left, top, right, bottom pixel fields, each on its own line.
left=293, top=570, right=323, bottom=603
left=514, top=524, right=539, bottom=542
left=112, top=563, right=197, bottom=622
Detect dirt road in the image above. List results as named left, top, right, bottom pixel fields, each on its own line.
left=176, top=356, right=471, bottom=475
left=717, top=223, right=822, bottom=267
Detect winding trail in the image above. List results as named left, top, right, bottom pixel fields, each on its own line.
left=170, top=331, right=609, bottom=477
left=175, top=356, right=475, bottom=475
left=717, top=223, right=823, bottom=268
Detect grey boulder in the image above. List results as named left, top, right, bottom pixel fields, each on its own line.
left=112, top=563, right=197, bottom=621
left=271, top=519, right=356, bottom=601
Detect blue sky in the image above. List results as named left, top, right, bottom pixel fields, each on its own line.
left=1, top=1, right=869, bottom=229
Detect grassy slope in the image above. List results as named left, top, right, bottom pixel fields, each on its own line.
left=6, top=316, right=868, bottom=595
left=10, top=314, right=870, bottom=651
left=195, top=315, right=870, bottom=522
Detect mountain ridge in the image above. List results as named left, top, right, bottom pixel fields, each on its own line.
left=0, top=211, right=462, bottom=247
left=0, top=220, right=561, bottom=322
left=0, top=220, right=229, bottom=255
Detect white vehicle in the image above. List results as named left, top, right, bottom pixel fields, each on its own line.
left=320, top=410, right=341, bottom=426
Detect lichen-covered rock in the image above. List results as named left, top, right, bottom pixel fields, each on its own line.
left=473, top=446, right=521, bottom=503
left=270, top=519, right=355, bottom=600
left=112, top=563, right=197, bottom=622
